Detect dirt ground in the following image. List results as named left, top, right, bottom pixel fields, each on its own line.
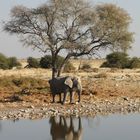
left=0, top=67, right=140, bottom=112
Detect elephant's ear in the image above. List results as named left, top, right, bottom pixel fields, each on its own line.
left=64, top=77, right=73, bottom=88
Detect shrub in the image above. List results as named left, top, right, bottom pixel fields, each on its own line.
left=27, top=57, right=40, bottom=68
left=40, top=55, right=75, bottom=72
left=0, top=62, right=9, bottom=70
left=0, top=53, right=21, bottom=69
left=40, top=55, right=52, bottom=68
left=101, top=52, right=129, bottom=69
left=8, top=57, right=21, bottom=69
left=81, top=64, right=91, bottom=70
left=0, top=53, right=9, bottom=69
left=128, top=57, right=140, bottom=69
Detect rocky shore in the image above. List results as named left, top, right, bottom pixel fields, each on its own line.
left=0, top=96, right=140, bottom=120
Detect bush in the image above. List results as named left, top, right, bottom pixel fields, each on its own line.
left=128, top=57, right=140, bottom=69
left=81, top=64, right=91, bottom=70
left=8, top=57, right=21, bottom=69
left=0, top=53, right=9, bottom=69
left=0, top=53, right=21, bottom=69
left=101, top=52, right=129, bottom=69
left=27, top=57, right=40, bottom=68
left=40, top=55, right=75, bottom=72
left=40, top=55, right=52, bottom=68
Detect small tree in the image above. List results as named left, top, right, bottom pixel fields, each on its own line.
left=0, top=53, right=21, bottom=69
left=0, top=53, right=9, bottom=69
left=27, top=57, right=40, bottom=68
left=40, top=55, right=52, bottom=68
left=128, top=57, right=140, bottom=69
left=40, top=55, right=75, bottom=72
left=3, top=0, right=134, bottom=78
left=8, top=57, right=21, bottom=69
left=101, top=52, right=129, bottom=68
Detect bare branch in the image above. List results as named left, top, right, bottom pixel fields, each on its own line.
left=3, top=0, right=134, bottom=77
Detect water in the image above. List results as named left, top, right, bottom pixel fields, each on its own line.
left=0, top=113, right=140, bottom=140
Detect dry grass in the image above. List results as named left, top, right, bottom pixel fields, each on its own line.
left=0, top=68, right=51, bottom=79
left=0, top=64, right=140, bottom=109
left=70, top=59, right=106, bottom=70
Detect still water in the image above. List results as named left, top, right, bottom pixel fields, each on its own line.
left=0, top=113, right=140, bottom=140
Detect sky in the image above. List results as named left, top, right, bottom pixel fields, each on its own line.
left=0, top=0, right=140, bottom=58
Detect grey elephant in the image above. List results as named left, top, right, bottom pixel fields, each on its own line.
left=48, top=76, right=82, bottom=104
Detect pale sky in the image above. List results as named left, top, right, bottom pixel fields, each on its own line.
left=0, top=0, right=140, bottom=58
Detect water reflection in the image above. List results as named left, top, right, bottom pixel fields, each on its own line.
left=0, top=114, right=140, bottom=140
left=49, top=116, right=82, bottom=140
left=0, top=122, right=2, bottom=131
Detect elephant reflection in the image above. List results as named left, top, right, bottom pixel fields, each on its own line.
left=49, top=116, right=82, bottom=140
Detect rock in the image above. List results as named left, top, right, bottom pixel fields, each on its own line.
left=76, top=102, right=79, bottom=105
left=29, top=105, right=35, bottom=109
left=122, top=96, right=129, bottom=101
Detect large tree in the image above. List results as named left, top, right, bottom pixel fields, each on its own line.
left=3, top=0, right=133, bottom=78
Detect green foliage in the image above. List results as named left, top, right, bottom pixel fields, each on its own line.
left=128, top=57, right=140, bottom=69
left=27, top=57, right=40, bottom=68
left=40, top=55, right=52, bottom=68
left=101, top=52, right=129, bottom=68
left=0, top=53, right=21, bottom=69
left=0, top=53, right=9, bottom=69
left=40, top=55, right=75, bottom=72
left=8, top=57, right=21, bottom=69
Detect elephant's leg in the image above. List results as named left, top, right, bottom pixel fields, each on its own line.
left=78, top=117, right=82, bottom=130
left=62, top=92, right=67, bottom=104
left=62, top=116, right=68, bottom=129
left=70, top=92, right=74, bottom=104
left=77, top=91, right=81, bottom=102
left=59, top=93, right=62, bottom=103
left=52, top=94, right=55, bottom=103
left=70, top=116, right=74, bottom=130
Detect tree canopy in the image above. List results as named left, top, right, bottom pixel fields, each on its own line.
left=3, top=0, right=134, bottom=77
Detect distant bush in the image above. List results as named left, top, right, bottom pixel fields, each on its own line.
left=81, top=64, right=91, bottom=70
left=8, top=57, right=21, bottom=69
left=40, top=55, right=52, bottom=68
left=128, top=57, right=140, bottom=69
left=0, top=53, right=21, bottom=69
left=40, top=55, right=75, bottom=72
left=101, top=52, right=129, bottom=69
left=27, top=57, right=40, bottom=68
left=0, top=53, right=9, bottom=69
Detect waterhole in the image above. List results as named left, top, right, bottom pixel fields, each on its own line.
left=0, top=113, right=140, bottom=140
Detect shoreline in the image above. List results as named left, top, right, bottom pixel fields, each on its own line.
left=0, top=96, right=140, bottom=120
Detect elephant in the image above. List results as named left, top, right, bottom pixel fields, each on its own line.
left=48, top=76, right=82, bottom=104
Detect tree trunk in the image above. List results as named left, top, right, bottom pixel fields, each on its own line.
left=57, top=65, right=64, bottom=77
left=52, top=67, right=57, bottom=78
left=57, top=55, right=70, bottom=77
left=51, top=52, right=58, bottom=78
